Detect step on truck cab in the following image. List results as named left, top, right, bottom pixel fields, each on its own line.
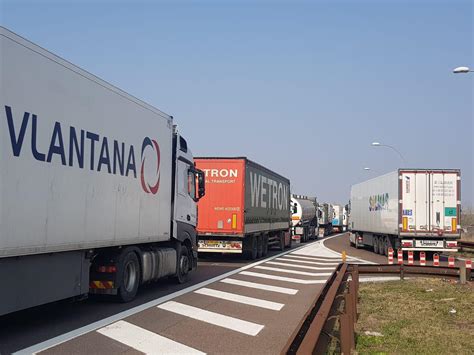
left=0, top=27, right=205, bottom=316
left=349, top=169, right=461, bottom=255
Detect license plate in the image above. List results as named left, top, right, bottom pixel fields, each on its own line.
left=415, top=240, right=444, bottom=248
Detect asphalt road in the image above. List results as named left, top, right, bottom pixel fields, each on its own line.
left=0, top=241, right=320, bottom=354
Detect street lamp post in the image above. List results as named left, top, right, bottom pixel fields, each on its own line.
left=371, top=142, right=407, bottom=166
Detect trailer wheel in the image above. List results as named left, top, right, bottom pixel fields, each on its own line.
left=174, top=244, right=191, bottom=284
left=373, top=237, right=379, bottom=254
left=244, top=236, right=258, bottom=260
left=117, top=250, right=140, bottom=302
left=257, top=235, right=263, bottom=258
left=277, top=232, right=285, bottom=251
left=380, top=237, right=386, bottom=256
left=262, top=235, right=269, bottom=256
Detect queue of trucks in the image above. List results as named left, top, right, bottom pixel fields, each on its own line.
left=0, top=27, right=463, bottom=316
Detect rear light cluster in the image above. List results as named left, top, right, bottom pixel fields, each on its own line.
left=402, top=240, right=413, bottom=248
left=97, top=266, right=117, bottom=273
left=446, top=241, right=457, bottom=248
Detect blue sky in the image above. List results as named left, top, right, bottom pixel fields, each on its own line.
left=2, top=0, right=473, bottom=206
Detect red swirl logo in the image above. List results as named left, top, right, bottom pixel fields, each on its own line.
left=140, top=137, right=160, bottom=194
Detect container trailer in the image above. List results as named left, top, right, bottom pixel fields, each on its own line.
left=195, top=157, right=291, bottom=259
left=0, top=27, right=205, bottom=316
left=349, top=169, right=461, bottom=255
left=291, top=195, right=318, bottom=243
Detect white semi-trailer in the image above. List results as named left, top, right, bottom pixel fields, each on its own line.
left=317, top=203, right=334, bottom=237
left=291, top=195, right=317, bottom=243
left=331, top=204, right=344, bottom=233
left=0, top=27, right=205, bottom=316
left=349, top=169, right=461, bottom=255
left=342, top=204, right=349, bottom=232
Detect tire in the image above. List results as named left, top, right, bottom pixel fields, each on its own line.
left=380, top=237, right=386, bottom=256
left=275, top=232, right=284, bottom=251
left=244, top=235, right=258, bottom=260
left=373, top=237, right=379, bottom=254
left=174, top=244, right=191, bottom=284
left=117, top=250, right=140, bottom=302
left=383, top=237, right=389, bottom=256
left=257, top=235, right=263, bottom=258
left=262, top=235, right=269, bottom=256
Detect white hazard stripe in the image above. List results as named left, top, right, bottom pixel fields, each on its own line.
left=157, top=301, right=264, bottom=336
left=220, top=278, right=298, bottom=295
left=254, top=265, right=332, bottom=277
left=239, top=271, right=328, bottom=284
left=284, top=255, right=341, bottom=263
left=265, top=261, right=335, bottom=271
left=277, top=257, right=339, bottom=266
left=97, top=320, right=205, bottom=354
left=194, top=288, right=284, bottom=310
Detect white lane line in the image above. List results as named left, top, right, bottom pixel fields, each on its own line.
left=255, top=265, right=332, bottom=277
left=157, top=301, right=264, bottom=336
left=220, top=278, right=298, bottom=295
left=240, top=271, right=328, bottom=284
left=97, top=320, right=205, bottom=355
left=195, top=288, right=284, bottom=311
left=277, top=257, right=339, bottom=266
left=276, top=257, right=339, bottom=266
left=266, top=261, right=335, bottom=271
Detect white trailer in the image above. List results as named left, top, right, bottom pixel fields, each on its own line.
left=0, top=27, right=205, bottom=316
left=331, top=204, right=344, bottom=232
left=342, top=204, right=349, bottom=232
left=291, top=195, right=317, bottom=243
left=317, top=203, right=334, bottom=237
left=349, top=169, right=461, bottom=255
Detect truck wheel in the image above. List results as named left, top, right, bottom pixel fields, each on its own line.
left=373, top=237, right=379, bottom=254
left=380, top=238, right=386, bottom=256
left=383, top=237, right=389, bottom=256
left=117, top=250, right=140, bottom=303
left=244, top=236, right=258, bottom=260
left=257, top=235, right=263, bottom=258
left=174, top=245, right=191, bottom=284
left=262, top=235, right=269, bottom=256
left=278, top=233, right=285, bottom=251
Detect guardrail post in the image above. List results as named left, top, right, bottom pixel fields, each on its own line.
left=344, top=287, right=356, bottom=350
left=340, top=313, right=352, bottom=355
left=349, top=279, right=357, bottom=322
left=459, top=264, right=466, bottom=284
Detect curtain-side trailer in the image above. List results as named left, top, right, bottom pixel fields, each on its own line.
left=195, top=157, right=291, bottom=259
left=349, top=169, right=461, bottom=255
left=0, top=27, right=205, bottom=316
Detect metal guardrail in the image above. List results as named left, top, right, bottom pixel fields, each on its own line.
left=284, top=263, right=471, bottom=355
left=459, top=240, right=474, bottom=251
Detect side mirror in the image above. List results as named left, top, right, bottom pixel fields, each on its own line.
left=197, top=169, right=205, bottom=200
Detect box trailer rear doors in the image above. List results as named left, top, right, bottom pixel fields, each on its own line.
left=400, top=170, right=460, bottom=238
